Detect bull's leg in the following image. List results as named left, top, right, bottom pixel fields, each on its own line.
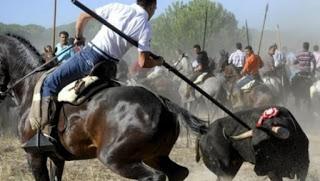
left=27, top=153, right=50, bottom=181
left=216, top=159, right=243, bottom=181
left=297, top=163, right=309, bottom=181
left=268, top=172, right=283, bottom=181
left=145, top=156, right=189, bottom=181
left=48, top=158, right=65, bottom=181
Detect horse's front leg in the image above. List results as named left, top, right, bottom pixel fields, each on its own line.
left=26, top=153, right=50, bottom=181
left=49, top=157, right=65, bottom=181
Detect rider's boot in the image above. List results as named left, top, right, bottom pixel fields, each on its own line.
left=22, top=96, right=58, bottom=152
left=41, top=96, right=58, bottom=144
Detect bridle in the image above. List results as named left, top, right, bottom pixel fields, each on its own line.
left=0, top=44, right=75, bottom=99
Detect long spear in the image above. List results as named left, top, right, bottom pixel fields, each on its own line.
left=257, top=3, right=269, bottom=56
left=276, top=24, right=282, bottom=51
left=52, top=0, right=57, bottom=49
left=71, top=0, right=251, bottom=130
left=202, top=1, right=209, bottom=50
left=245, top=19, right=250, bottom=46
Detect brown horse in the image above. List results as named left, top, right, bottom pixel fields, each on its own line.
left=0, top=34, right=208, bottom=181
left=223, top=64, right=275, bottom=111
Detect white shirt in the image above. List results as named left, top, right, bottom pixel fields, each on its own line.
left=313, top=51, right=320, bottom=69
left=273, top=50, right=285, bottom=67
left=228, top=50, right=245, bottom=68
left=192, top=60, right=199, bottom=69
left=91, top=3, right=152, bottom=59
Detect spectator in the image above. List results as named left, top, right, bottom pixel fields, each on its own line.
left=55, top=31, right=75, bottom=63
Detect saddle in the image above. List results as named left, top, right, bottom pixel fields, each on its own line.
left=194, top=72, right=213, bottom=84
left=236, top=75, right=257, bottom=92
left=57, top=76, right=119, bottom=105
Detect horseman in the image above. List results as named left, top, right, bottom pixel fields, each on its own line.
left=191, top=44, right=201, bottom=71
left=228, top=42, right=246, bottom=74
left=185, top=50, right=210, bottom=98
left=36, top=0, right=162, bottom=148
left=240, top=45, right=264, bottom=83
left=260, top=44, right=276, bottom=77
left=313, top=45, right=320, bottom=78
left=232, top=46, right=264, bottom=109
left=290, top=42, right=316, bottom=108
left=293, top=42, right=316, bottom=81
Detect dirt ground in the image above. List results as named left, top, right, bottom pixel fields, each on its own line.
left=0, top=108, right=319, bottom=181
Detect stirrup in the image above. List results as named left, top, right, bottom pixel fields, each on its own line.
left=21, top=130, right=57, bottom=153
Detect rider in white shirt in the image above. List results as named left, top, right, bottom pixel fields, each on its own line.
left=228, top=42, right=246, bottom=74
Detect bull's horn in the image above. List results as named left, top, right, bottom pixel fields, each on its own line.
left=272, top=126, right=290, bottom=139
left=231, top=130, right=253, bottom=140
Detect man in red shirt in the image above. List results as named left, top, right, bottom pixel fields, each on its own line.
left=241, top=45, right=264, bottom=81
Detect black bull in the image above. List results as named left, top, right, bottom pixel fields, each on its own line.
left=196, top=106, right=309, bottom=181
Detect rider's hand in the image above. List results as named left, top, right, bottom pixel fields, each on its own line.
left=155, top=56, right=164, bottom=66
left=74, top=36, right=85, bottom=46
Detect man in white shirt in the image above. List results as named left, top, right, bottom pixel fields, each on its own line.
left=228, top=42, right=246, bottom=74
left=191, top=44, right=201, bottom=70
left=39, top=0, right=162, bottom=144
left=313, top=45, right=320, bottom=72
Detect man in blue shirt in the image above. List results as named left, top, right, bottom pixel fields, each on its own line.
left=55, top=31, right=75, bottom=63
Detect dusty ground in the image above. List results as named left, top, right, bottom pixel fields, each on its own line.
left=0, top=131, right=319, bottom=181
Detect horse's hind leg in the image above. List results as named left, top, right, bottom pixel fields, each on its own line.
left=145, top=156, right=189, bottom=181
left=103, top=159, right=166, bottom=181
left=27, top=153, right=50, bottom=181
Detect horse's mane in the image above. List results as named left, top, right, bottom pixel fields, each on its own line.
left=5, top=33, right=44, bottom=63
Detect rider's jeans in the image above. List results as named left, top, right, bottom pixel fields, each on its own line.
left=42, top=46, right=107, bottom=97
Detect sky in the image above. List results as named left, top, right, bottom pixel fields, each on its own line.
left=0, top=0, right=320, bottom=33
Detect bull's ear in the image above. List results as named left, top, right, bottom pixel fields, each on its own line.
left=271, top=126, right=290, bottom=139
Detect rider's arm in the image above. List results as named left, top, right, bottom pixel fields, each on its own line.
left=241, top=57, right=251, bottom=75
left=138, top=52, right=163, bottom=68
left=75, top=12, right=92, bottom=40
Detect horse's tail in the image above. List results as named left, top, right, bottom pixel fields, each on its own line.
left=160, top=96, right=208, bottom=135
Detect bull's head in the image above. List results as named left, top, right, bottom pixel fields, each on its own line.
left=231, top=110, right=293, bottom=142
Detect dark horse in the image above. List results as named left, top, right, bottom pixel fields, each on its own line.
left=0, top=34, right=208, bottom=181
left=222, top=64, right=275, bottom=110
left=290, top=72, right=313, bottom=109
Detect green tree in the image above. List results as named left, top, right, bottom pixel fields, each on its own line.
left=151, top=0, right=245, bottom=59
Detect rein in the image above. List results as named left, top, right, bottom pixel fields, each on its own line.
left=0, top=45, right=75, bottom=96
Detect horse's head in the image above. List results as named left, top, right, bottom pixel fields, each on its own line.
left=223, top=64, right=240, bottom=82
left=0, top=34, right=43, bottom=103
left=219, top=49, right=229, bottom=72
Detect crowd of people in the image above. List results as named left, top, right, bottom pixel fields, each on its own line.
left=166, top=41, right=320, bottom=111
